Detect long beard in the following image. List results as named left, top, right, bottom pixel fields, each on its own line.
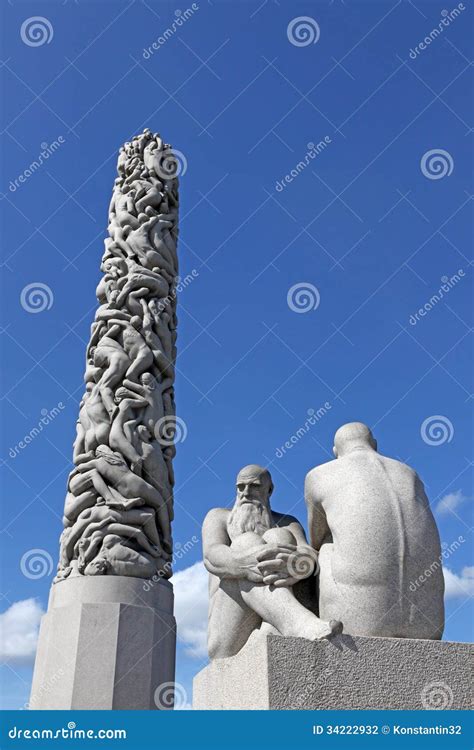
left=227, top=502, right=273, bottom=541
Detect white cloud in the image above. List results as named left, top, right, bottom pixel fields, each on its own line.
left=172, top=561, right=208, bottom=659
left=436, top=489, right=468, bottom=515
left=443, top=566, right=474, bottom=599
left=0, top=599, right=44, bottom=665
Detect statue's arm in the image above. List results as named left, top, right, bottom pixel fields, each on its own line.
left=202, top=509, right=263, bottom=583
left=305, top=473, right=329, bottom=552
left=284, top=518, right=317, bottom=569
left=104, top=323, right=123, bottom=340
left=122, top=378, right=146, bottom=397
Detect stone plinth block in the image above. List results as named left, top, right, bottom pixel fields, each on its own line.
left=30, top=576, right=176, bottom=710
left=193, top=633, right=473, bottom=710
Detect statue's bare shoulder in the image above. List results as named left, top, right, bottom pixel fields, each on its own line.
left=271, top=510, right=303, bottom=528
left=203, top=506, right=230, bottom=521
left=203, top=507, right=230, bottom=531
left=305, top=459, right=336, bottom=494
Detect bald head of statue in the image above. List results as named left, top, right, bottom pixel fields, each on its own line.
left=228, top=465, right=274, bottom=539
left=235, top=464, right=274, bottom=505
left=333, top=422, right=377, bottom=459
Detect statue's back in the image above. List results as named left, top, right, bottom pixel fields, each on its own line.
left=314, top=450, right=444, bottom=639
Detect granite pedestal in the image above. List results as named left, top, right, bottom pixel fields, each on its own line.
left=30, top=575, right=176, bottom=710
left=193, top=633, right=473, bottom=710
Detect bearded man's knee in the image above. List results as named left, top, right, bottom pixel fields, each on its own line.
left=230, top=531, right=263, bottom=553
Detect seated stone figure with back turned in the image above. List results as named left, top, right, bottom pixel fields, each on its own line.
left=305, top=422, right=445, bottom=640
left=203, top=464, right=342, bottom=660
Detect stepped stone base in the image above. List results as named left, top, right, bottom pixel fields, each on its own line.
left=193, top=632, right=473, bottom=710
left=30, top=575, right=176, bottom=710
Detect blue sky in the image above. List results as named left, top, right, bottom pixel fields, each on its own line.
left=0, top=0, right=472, bottom=710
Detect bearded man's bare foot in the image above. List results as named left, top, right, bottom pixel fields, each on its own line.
left=297, top=616, right=343, bottom=641
left=329, top=619, right=343, bottom=636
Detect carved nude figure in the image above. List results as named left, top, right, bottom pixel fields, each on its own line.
left=109, top=386, right=148, bottom=469
left=91, top=334, right=131, bottom=416
left=61, top=503, right=162, bottom=569
left=122, top=374, right=165, bottom=434
left=73, top=383, right=111, bottom=461
left=83, top=533, right=166, bottom=578
left=305, top=422, right=445, bottom=639
left=114, top=264, right=169, bottom=313
left=113, top=215, right=176, bottom=275
left=104, top=317, right=154, bottom=384
left=135, top=425, right=173, bottom=552
left=72, top=446, right=171, bottom=555
left=203, top=465, right=342, bottom=659
left=52, top=130, right=179, bottom=583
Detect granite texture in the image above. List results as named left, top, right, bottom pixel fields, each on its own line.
left=30, top=576, right=176, bottom=710
left=305, top=422, right=445, bottom=639
left=193, top=633, right=473, bottom=710
left=57, top=129, right=180, bottom=584
left=203, top=465, right=340, bottom=662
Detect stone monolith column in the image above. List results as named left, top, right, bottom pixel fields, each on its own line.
left=30, top=129, right=181, bottom=710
